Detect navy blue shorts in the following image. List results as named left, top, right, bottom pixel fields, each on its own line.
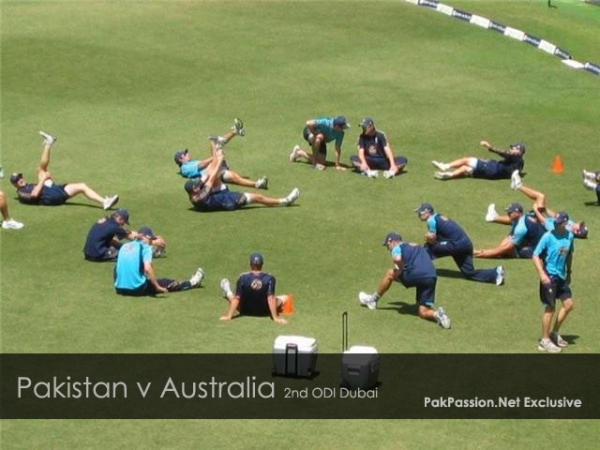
left=539, top=276, right=572, bottom=307
left=40, top=184, right=70, bottom=206
left=303, top=127, right=327, bottom=155
left=398, top=276, right=436, bottom=308
left=349, top=155, right=408, bottom=171
left=195, top=190, right=246, bottom=211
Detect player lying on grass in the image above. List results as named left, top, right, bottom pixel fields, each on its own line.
left=219, top=253, right=288, bottom=324
left=114, top=226, right=203, bottom=296
left=173, top=119, right=268, bottom=189
left=582, top=169, right=600, bottom=205
left=474, top=201, right=545, bottom=259
left=349, top=117, right=407, bottom=179
left=289, top=115, right=349, bottom=171
left=415, top=202, right=504, bottom=285
left=0, top=190, right=24, bottom=230
left=10, top=131, right=119, bottom=210
left=185, top=141, right=299, bottom=212
left=432, top=140, right=525, bottom=181
left=358, top=232, right=451, bottom=329
left=83, top=209, right=167, bottom=262
left=484, top=171, right=588, bottom=239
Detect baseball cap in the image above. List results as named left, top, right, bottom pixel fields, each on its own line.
left=137, top=226, right=156, bottom=240
left=510, top=142, right=526, bottom=153
left=382, top=232, right=402, bottom=246
left=505, top=202, right=523, bottom=214
left=184, top=179, right=201, bottom=193
left=250, top=252, right=264, bottom=266
left=554, top=211, right=569, bottom=226
left=10, top=172, right=23, bottom=184
left=359, top=117, right=374, bottom=129
left=333, top=116, right=350, bottom=129
left=414, top=203, right=434, bottom=215
left=173, top=149, right=188, bottom=166
left=113, top=209, right=130, bottom=224
left=574, top=221, right=588, bottom=239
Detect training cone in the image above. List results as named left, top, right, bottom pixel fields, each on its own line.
left=552, top=155, right=564, bottom=174
left=278, top=294, right=294, bottom=315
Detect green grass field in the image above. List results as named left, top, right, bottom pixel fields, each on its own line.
left=2, top=0, right=600, bottom=448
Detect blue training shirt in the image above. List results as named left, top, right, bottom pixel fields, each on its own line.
left=235, top=271, right=276, bottom=316
left=180, top=160, right=205, bottom=178
left=510, top=215, right=544, bottom=247
left=114, top=240, right=153, bottom=290
left=83, top=216, right=129, bottom=260
left=426, top=213, right=469, bottom=243
left=391, top=242, right=436, bottom=281
left=533, top=230, right=574, bottom=280
left=313, top=117, right=345, bottom=148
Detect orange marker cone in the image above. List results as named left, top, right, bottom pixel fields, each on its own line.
left=278, top=294, right=294, bottom=315
left=552, top=155, right=563, bottom=174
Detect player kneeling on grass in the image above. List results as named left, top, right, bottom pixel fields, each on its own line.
left=350, top=117, right=407, bottom=179
left=185, top=144, right=299, bottom=212
left=219, top=253, right=288, bottom=324
left=10, top=131, right=119, bottom=210
left=114, top=226, right=203, bottom=296
left=532, top=212, right=575, bottom=353
left=358, top=232, right=451, bottom=329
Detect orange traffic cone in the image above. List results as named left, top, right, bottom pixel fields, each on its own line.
left=551, top=155, right=563, bottom=174
left=278, top=294, right=294, bottom=315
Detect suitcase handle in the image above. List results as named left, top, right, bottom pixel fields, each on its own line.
left=342, top=311, right=348, bottom=352
left=285, top=343, right=299, bottom=377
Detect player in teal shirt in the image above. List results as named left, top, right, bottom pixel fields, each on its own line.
left=532, top=212, right=575, bottom=353
left=289, top=115, right=349, bottom=171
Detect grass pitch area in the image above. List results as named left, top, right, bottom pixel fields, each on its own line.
left=2, top=0, right=599, bottom=448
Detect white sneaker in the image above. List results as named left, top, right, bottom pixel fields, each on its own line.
left=434, top=307, right=451, bottom=329
left=495, top=266, right=505, bottom=286
left=365, top=170, right=379, bottom=178
left=485, top=203, right=498, bottom=222
left=431, top=161, right=449, bottom=171
left=255, top=177, right=268, bottom=189
left=359, top=291, right=377, bottom=310
left=583, top=179, right=597, bottom=191
left=220, top=278, right=233, bottom=298
left=538, top=338, right=561, bottom=353
left=550, top=331, right=568, bottom=348
left=208, top=135, right=227, bottom=146
left=2, top=219, right=24, bottom=230
left=190, top=268, right=205, bottom=287
left=39, top=130, right=56, bottom=146
left=382, top=170, right=395, bottom=179
left=232, top=118, right=245, bottom=136
left=289, top=145, right=300, bottom=162
left=510, top=170, right=522, bottom=190
left=582, top=169, right=596, bottom=181
left=102, top=195, right=119, bottom=210
left=284, top=188, right=300, bottom=206
left=434, top=171, right=452, bottom=180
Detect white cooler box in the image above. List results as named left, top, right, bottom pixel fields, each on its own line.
left=342, top=345, right=380, bottom=390
left=272, top=335, right=318, bottom=377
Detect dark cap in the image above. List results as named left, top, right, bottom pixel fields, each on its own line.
left=359, top=117, right=374, bottom=129
left=113, top=209, right=130, bottom=224
left=137, top=226, right=156, bottom=240
left=414, top=203, right=434, bottom=215
left=574, top=221, right=588, bottom=239
left=10, top=172, right=23, bottom=184
left=174, top=149, right=188, bottom=166
left=333, top=116, right=350, bottom=129
left=510, top=142, right=526, bottom=153
left=505, top=202, right=523, bottom=214
left=382, top=232, right=402, bottom=246
left=250, top=253, right=264, bottom=266
left=184, top=179, right=201, bottom=193
left=554, top=211, right=569, bottom=226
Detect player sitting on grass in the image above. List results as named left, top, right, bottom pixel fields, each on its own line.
left=173, top=119, right=267, bottom=190
left=484, top=171, right=588, bottom=239
left=582, top=169, right=600, bottom=205
left=10, top=131, right=119, bottom=210
left=432, top=140, right=525, bottom=181
left=185, top=142, right=299, bottom=212
left=114, top=226, right=203, bottom=296
left=219, top=253, right=288, bottom=324
left=358, top=232, right=451, bottom=329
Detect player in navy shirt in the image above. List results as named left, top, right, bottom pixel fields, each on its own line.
left=358, top=232, right=451, bottom=329
left=532, top=212, right=575, bottom=353
left=289, top=115, right=349, bottom=171
left=219, top=253, right=287, bottom=323
left=415, top=203, right=504, bottom=285
left=186, top=144, right=299, bottom=212
left=173, top=119, right=268, bottom=190
left=84, top=209, right=134, bottom=261
left=475, top=202, right=545, bottom=259
left=10, top=131, right=119, bottom=210
left=350, top=117, right=407, bottom=178
left=431, top=140, right=525, bottom=181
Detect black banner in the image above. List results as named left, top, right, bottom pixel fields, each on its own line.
left=451, top=9, right=472, bottom=22
left=523, top=34, right=541, bottom=47
left=584, top=62, right=600, bottom=76
left=489, top=21, right=507, bottom=34
left=1, top=354, right=599, bottom=419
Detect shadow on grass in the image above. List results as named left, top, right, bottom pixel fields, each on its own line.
left=380, top=301, right=417, bottom=316
left=435, top=268, right=467, bottom=280
left=583, top=201, right=599, bottom=207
